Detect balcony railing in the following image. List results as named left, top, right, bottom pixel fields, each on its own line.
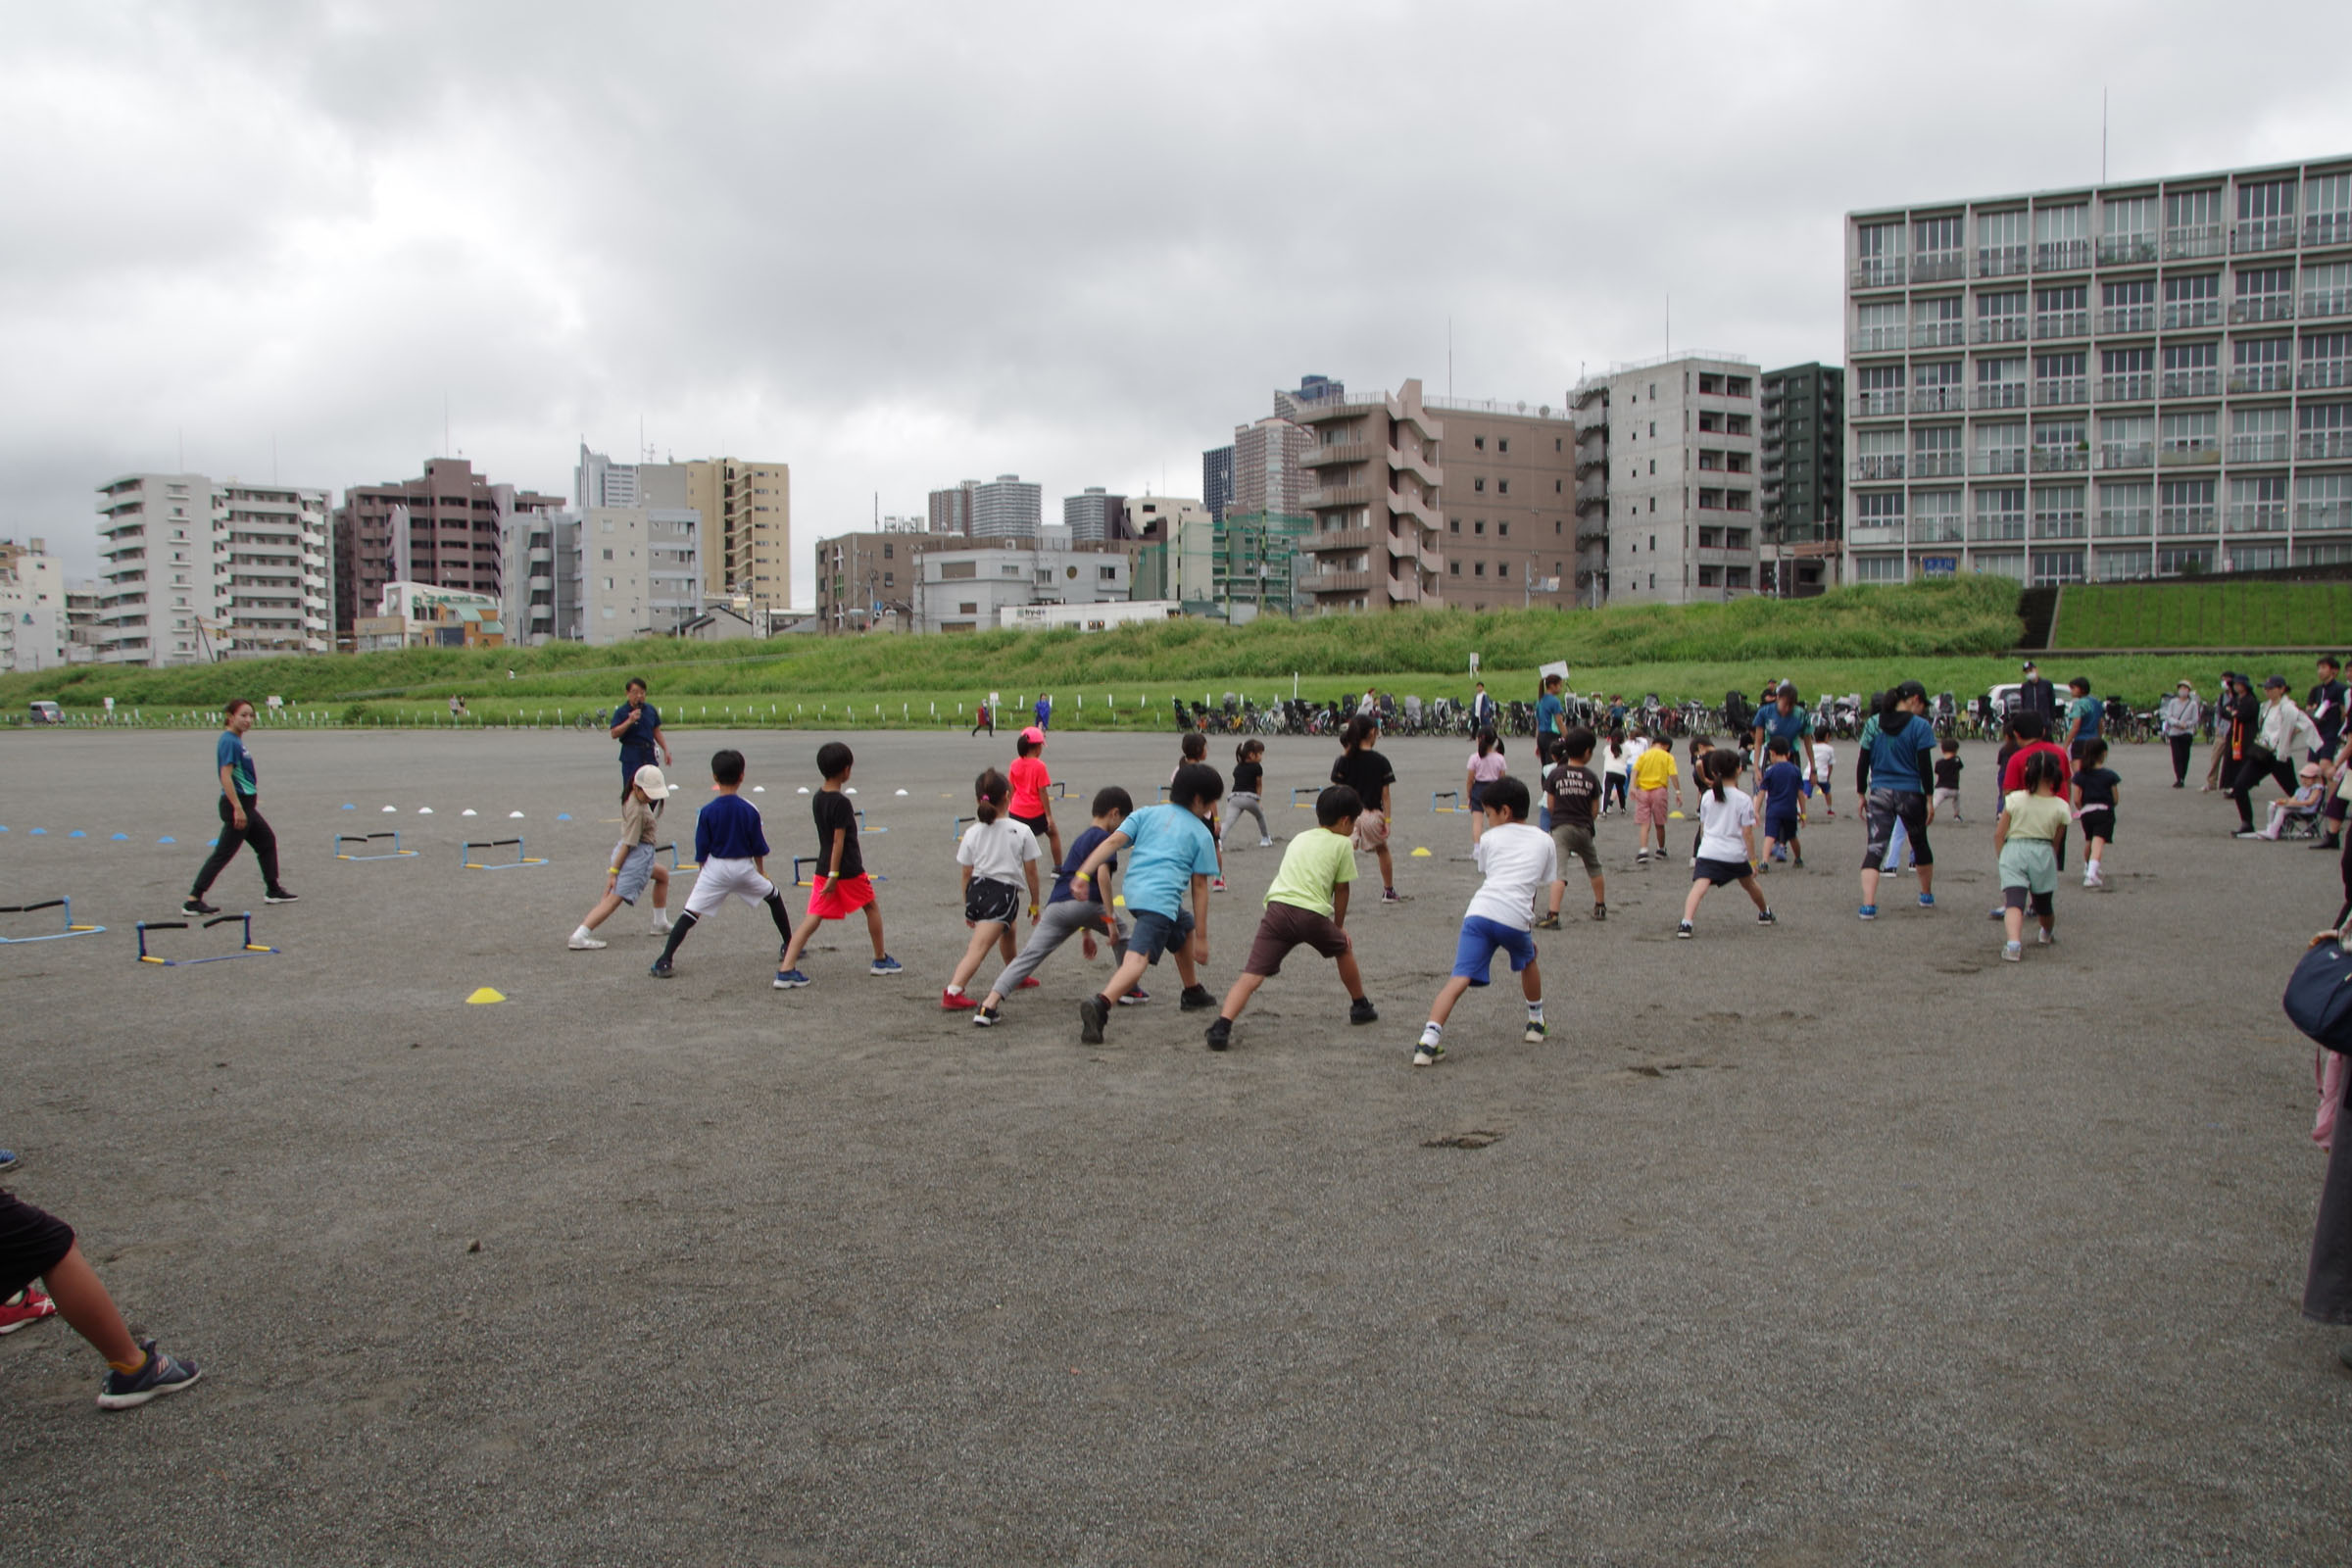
left=2099, top=443, right=2154, bottom=469
left=2100, top=305, right=2157, bottom=334
left=1969, top=450, right=2024, bottom=475
left=1912, top=252, right=1967, bottom=282
left=1300, top=569, right=1370, bottom=594
left=1910, top=452, right=1965, bottom=477
left=2096, top=508, right=2154, bottom=537
left=1978, top=245, right=2030, bottom=277
left=1301, top=441, right=1371, bottom=468
left=2227, top=503, right=2289, bottom=533
left=2159, top=442, right=2221, bottom=466
left=2033, top=513, right=2089, bottom=540
left=2162, top=300, right=2222, bottom=329
left=2301, top=360, right=2352, bottom=390
left=2098, top=235, right=2159, bottom=266
left=1854, top=324, right=1907, bottom=353
left=2098, top=372, right=2154, bottom=402
left=2161, top=368, right=2221, bottom=398
left=1853, top=456, right=1907, bottom=480
left=2307, top=289, right=2352, bottom=319
left=1852, top=258, right=1907, bottom=288
left=1968, top=516, right=2027, bottom=542
left=1910, top=320, right=1966, bottom=347
left=2032, top=447, right=2090, bottom=472
left=1973, top=382, right=2029, bottom=411
left=1848, top=523, right=1906, bottom=547
left=2229, top=365, right=2294, bottom=393
left=2233, top=217, right=2298, bottom=254
left=1909, top=518, right=1966, bottom=544
left=2036, top=239, right=2092, bottom=272
left=2301, top=501, right=2352, bottom=532
left=1910, top=385, right=1966, bottom=414
left=1300, top=483, right=1372, bottom=511
left=2034, top=310, right=2089, bottom=339
left=2300, top=431, right=2352, bottom=460
left=2165, top=224, right=2227, bottom=260
left=2159, top=506, right=2218, bottom=535
left=2308, top=214, right=2352, bottom=248
left=2230, top=295, right=2296, bottom=323
left=2229, top=433, right=2293, bottom=463
left=1853, top=390, right=1905, bottom=416
left=1975, top=317, right=2030, bottom=344
left=2034, top=377, right=2087, bottom=406
left=1304, top=526, right=1374, bottom=555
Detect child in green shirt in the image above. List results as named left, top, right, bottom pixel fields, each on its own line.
left=1202, top=786, right=1378, bottom=1051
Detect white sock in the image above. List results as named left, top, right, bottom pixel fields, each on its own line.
left=1526, top=1000, right=1544, bottom=1022
left=1419, top=1022, right=1444, bottom=1047
left=945, top=983, right=963, bottom=996
left=2086, top=858, right=2100, bottom=876
left=572, top=925, right=593, bottom=942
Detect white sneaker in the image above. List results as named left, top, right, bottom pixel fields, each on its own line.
left=1258, top=838, right=1274, bottom=848
left=567, top=934, right=608, bottom=951
left=650, top=916, right=672, bottom=934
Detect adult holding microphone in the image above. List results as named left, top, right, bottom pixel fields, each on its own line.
left=609, top=677, right=673, bottom=803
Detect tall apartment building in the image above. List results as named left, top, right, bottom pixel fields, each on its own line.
left=573, top=505, right=703, bottom=644
left=1202, top=446, right=1234, bottom=524
left=0, top=537, right=68, bottom=672
left=1128, top=498, right=1217, bottom=604
left=928, top=479, right=976, bottom=535
left=501, top=510, right=580, bottom=645
left=1569, top=355, right=1765, bottom=606
left=970, top=474, right=1043, bottom=539
left=681, top=457, right=791, bottom=612
left=96, top=472, right=333, bottom=663
left=334, top=459, right=561, bottom=636
left=814, top=523, right=932, bottom=633
left=1232, top=416, right=1314, bottom=519
left=1761, top=363, right=1846, bottom=596
left=1062, top=486, right=1126, bottom=544
left=1290, top=380, right=1580, bottom=612
left=1844, top=156, right=2352, bottom=586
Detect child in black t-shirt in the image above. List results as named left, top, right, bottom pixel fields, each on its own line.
left=1932, top=738, right=1965, bottom=825
left=1538, top=727, right=1606, bottom=927
left=1228, top=739, right=1271, bottom=848
left=775, top=742, right=899, bottom=985
left=2072, top=737, right=2122, bottom=890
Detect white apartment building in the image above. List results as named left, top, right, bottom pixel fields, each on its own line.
left=970, top=474, right=1044, bottom=539
left=502, top=509, right=579, bottom=645
left=920, top=527, right=1130, bottom=633
left=94, top=472, right=331, bottom=664
left=574, top=506, right=702, bottom=643
left=1844, top=155, right=2352, bottom=586
left=1570, top=354, right=1765, bottom=605
left=0, top=538, right=68, bottom=673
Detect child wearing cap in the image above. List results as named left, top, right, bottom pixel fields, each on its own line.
left=2254, top=760, right=2327, bottom=841
left=568, top=763, right=675, bottom=949
left=1009, top=727, right=1062, bottom=868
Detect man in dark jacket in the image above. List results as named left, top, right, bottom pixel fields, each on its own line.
left=2015, top=662, right=2058, bottom=726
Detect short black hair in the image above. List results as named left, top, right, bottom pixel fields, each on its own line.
left=1560, top=725, right=1596, bottom=762
left=816, top=741, right=853, bottom=780
left=2079, top=737, right=2109, bottom=766
left=1316, top=784, right=1363, bottom=828
left=2011, top=712, right=2046, bottom=742
left=1483, top=775, right=1531, bottom=822
left=626, top=677, right=647, bottom=694
left=1091, top=785, right=1134, bottom=818
left=710, top=749, right=746, bottom=786
left=1768, top=736, right=1792, bottom=758
left=1170, top=761, right=1225, bottom=811
left=2069, top=676, right=2091, bottom=695
left=1939, top=737, right=1959, bottom=754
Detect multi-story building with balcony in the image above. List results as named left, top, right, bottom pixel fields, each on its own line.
left=96, top=472, right=332, bottom=664
left=334, top=459, right=560, bottom=636
left=1569, top=354, right=1766, bottom=606
left=1760, top=364, right=1845, bottom=596
left=0, top=537, right=68, bottom=672
left=573, top=505, right=703, bottom=644
left=681, top=457, right=791, bottom=615
left=501, top=509, right=578, bottom=645
left=814, top=521, right=934, bottom=633
left=1062, top=486, right=1126, bottom=545
left=1844, top=156, right=2352, bottom=586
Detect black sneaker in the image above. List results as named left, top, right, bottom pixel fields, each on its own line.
left=1533, top=912, right=1561, bottom=930
left=1592, top=905, right=1607, bottom=922
left=1676, top=921, right=1694, bottom=939
left=263, top=888, right=300, bottom=905
left=1757, top=908, right=1777, bottom=925
left=2317, top=838, right=2342, bottom=852
left=181, top=897, right=219, bottom=916
left=972, top=1003, right=1001, bottom=1027
left=1348, top=997, right=1379, bottom=1025
left=1203, top=1017, right=1232, bottom=1052
left=650, top=958, right=674, bottom=978
left=1179, top=985, right=1216, bottom=1011
left=96, top=1341, right=201, bottom=1410
left=1078, top=996, right=1107, bottom=1045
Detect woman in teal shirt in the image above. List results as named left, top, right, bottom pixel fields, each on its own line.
left=185, top=699, right=296, bottom=914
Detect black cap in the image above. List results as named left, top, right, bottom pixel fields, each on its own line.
left=2264, top=674, right=2288, bottom=690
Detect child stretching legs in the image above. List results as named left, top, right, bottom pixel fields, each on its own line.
left=1413, top=778, right=1554, bottom=1066
left=1677, top=749, right=1776, bottom=938
left=650, top=750, right=798, bottom=979
left=775, top=742, right=899, bottom=986
left=1071, top=764, right=1225, bottom=1044
left=1204, top=785, right=1377, bottom=1051
left=943, top=768, right=1042, bottom=1009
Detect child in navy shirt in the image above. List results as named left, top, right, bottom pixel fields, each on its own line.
left=1758, top=737, right=1805, bottom=869
left=651, top=749, right=799, bottom=979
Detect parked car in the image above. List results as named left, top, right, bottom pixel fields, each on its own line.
left=27, top=701, right=63, bottom=724
left=1985, top=683, right=2023, bottom=720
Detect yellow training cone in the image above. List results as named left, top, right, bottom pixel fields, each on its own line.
left=466, top=987, right=507, bottom=1005
left=1111, top=895, right=1127, bottom=906
left=1410, top=846, right=1433, bottom=858
left=1668, top=810, right=1686, bottom=819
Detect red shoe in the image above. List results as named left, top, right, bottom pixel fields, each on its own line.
left=0, top=1287, right=58, bottom=1335
left=1016, top=977, right=1041, bottom=989
left=941, top=988, right=977, bottom=1010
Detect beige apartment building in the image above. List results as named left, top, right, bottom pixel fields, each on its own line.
left=1292, top=379, right=1579, bottom=612
left=683, top=459, right=790, bottom=614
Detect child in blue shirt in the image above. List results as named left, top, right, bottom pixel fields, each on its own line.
left=1066, top=763, right=1225, bottom=1043
left=651, top=749, right=800, bottom=979
left=1758, top=737, right=1805, bottom=869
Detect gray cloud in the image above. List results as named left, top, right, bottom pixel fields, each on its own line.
left=5, top=1, right=2351, bottom=601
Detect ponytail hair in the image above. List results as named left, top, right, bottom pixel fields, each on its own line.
left=1180, top=731, right=1207, bottom=762
left=1476, top=728, right=1497, bottom=758
left=973, top=767, right=1010, bottom=824
left=2021, top=750, right=2066, bottom=795
left=1236, top=738, right=1263, bottom=764
left=1705, top=747, right=1740, bottom=802
left=1341, top=714, right=1378, bottom=752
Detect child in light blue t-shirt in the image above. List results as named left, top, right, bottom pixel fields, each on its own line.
left=1065, top=764, right=1225, bottom=1043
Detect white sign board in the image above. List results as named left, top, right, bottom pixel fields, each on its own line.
left=1539, top=660, right=1570, bottom=685
left=1468, top=652, right=1481, bottom=675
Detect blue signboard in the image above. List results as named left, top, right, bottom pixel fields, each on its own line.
left=1919, top=557, right=1959, bottom=576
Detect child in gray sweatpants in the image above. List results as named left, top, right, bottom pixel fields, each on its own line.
left=972, top=788, right=1137, bottom=1026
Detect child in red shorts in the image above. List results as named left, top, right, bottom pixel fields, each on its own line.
left=776, top=741, right=899, bottom=986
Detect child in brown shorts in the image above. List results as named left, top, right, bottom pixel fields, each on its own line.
left=1539, top=727, right=1607, bottom=926
left=1202, top=786, right=1379, bottom=1051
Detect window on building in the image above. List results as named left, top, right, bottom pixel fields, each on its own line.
left=1497, top=479, right=1509, bottom=496
left=1448, top=561, right=1459, bottom=576
left=1498, top=521, right=1509, bottom=537
left=1473, top=478, right=1486, bottom=492
left=1448, top=518, right=1459, bottom=533
left=883, top=543, right=893, bottom=559
left=1473, top=436, right=1485, bottom=451
left=1473, top=520, right=1485, bottom=534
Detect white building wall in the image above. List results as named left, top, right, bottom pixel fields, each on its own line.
left=574, top=507, right=702, bottom=644
left=0, top=550, right=68, bottom=672
left=1595, top=355, right=1765, bottom=606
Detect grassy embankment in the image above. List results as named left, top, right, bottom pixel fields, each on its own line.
left=2050, top=580, right=2352, bottom=651
left=0, top=575, right=2254, bottom=728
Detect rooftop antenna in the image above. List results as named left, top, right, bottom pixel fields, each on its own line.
left=270, top=430, right=277, bottom=483
left=2101, top=85, right=2109, bottom=182
left=443, top=391, right=450, bottom=459
left=1665, top=294, right=1671, bottom=357
left=1447, top=316, right=1453, bottom=398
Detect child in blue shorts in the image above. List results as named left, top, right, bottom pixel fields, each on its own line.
left=1066, top=762, right=1225, bottom=1043
left=1413, top=777, right=1555, bottom=1067
left=1758, top=736, right=1805, bottom=868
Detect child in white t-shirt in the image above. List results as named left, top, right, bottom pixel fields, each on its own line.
left=1811, top=738, right=1837, bottom=818
left=1677, top=749, right=1776, bottom=939
left=1412, top=777, right=1556, bottom=1066
left=942, top=768, right=1042, bottom=1009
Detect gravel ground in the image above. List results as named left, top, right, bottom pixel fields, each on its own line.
left=2, top=725, right=2348, bottom=1566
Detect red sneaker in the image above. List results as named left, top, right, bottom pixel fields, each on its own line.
left=0, top=1287, right=58, bottom=1335
left=1016, top=977, right=1042, bottom=989
left=941, top=988, right=977, bottom=1010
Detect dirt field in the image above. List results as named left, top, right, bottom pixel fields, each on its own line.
left=3, top=724, right=2348, bottom=1565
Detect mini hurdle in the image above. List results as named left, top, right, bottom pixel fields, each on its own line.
left=1046, top=781, right=1074, bottom=802
left=460, top=837, right=548, bottom=871
left=654, top=843, right=701, bottom=873
left=1290, top=787, right=1320, bottom=810
left=0, top=898, right=106, bottom=945
left=952, top=813, right=976, bottom=839
left=1430, top=790, right=1462, bottom=813
left=1157, top=784, right=1173, bottom=802
left=333, top=831, right=417, bottom=861
left=135, top=912, right=276, bottom=965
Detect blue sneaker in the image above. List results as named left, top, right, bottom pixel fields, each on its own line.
left=774, top=968, right=812, bottom=989
left=1917, top=892, right=1936, bottom=908
left=0, top=1149, right=18, bottom=1174
left=868, top=955, right=903, bottom=975
left=1857, top=905, right=1878, bottom=920
left=649, top=958, right=674, bottom=978
left=96, top=1340, right=201, bottom=1410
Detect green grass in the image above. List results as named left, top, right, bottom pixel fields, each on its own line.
left=2052, top=581, right=2352, bottom=651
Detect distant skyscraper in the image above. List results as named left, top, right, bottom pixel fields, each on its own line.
left=1274, top=374, right=1345, bottom=420
left=1202, top=446, right=1234, bottom=524
left=1760, top=363, right=1845, bottom=596
left=1063, top=486, right=1126, bottom=544
left=1232, top=416, right=1313, bottom=518
left=968, top=474, right=1043, bottom=539
left=928, top=479, right=977, bottom=535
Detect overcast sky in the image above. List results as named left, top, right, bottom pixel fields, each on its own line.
left=7, top=0, right=2352, bottom=605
